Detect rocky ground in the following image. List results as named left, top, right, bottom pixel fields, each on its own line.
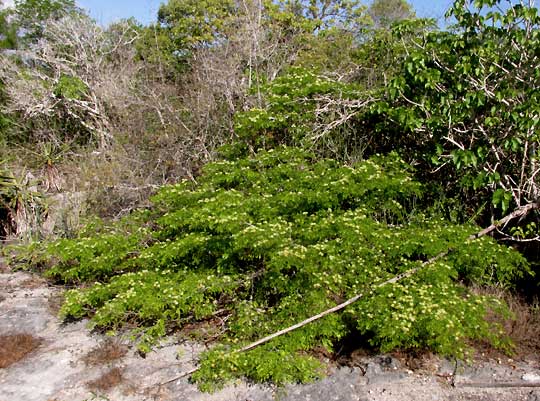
left=1, top=264, right=539, bottom=401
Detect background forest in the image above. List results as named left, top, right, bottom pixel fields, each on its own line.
left=0, top=0, right=539, bottom=390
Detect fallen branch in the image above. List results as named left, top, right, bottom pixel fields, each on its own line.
left=236, top=200, right=540, bottom=354
left=158, top=200, right=540, bottom=385
left=237, top=254, right=435, bottom=354
left=458, top=381, right=540, bottom=388
left=160, top=367, right=199, bottom=385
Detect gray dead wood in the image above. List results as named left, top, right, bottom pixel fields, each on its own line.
left=459, top=381, right=540, bottom=388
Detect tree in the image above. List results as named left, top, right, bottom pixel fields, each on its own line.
left=149, top=0, right=372, bottom=69
left=233, top=0, right=539, bottom=235
left=0, top=13, right=140, bottom=147
left=11, top=0, right=79, bottom=45
left=388, top=0, right=540, bottom=213
left=157, top=0, right=236, bottom=50
left=0, top=1, right=17, bottom=49
left=276, top=0, right=370, bottom=31
left=136, top=0, right=374, bottom=166
left=368, top=0, right=415, bottom=28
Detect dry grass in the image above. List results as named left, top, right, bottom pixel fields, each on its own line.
left=19, top=276, right=48, bottom=289
left=86, top=367, right=124, bottom=392
left=47, top=292, right=65, bottom=315
left=500, top=295, right=540, bottom=355
left=0, top=333, right=41, bottom=368
left=82, top=338, right=128, bottom=366
left=474, top=286, right=540, bottom=358
left=0, top=259, right=9, bottom=273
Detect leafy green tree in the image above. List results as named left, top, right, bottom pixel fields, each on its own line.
left=136, top=23, right=189, bottom=78
left=288, top=0, right=377, bottom=73
left=377, top=0, right=540, bottom=214
left=276, top=0, right=370, bottom=31
left=157, top=0, right=236, bottom=49
left=144, top=0, right=372, bottom=71
left=11, top=0, right=79, bottom=45
left=368, top=0, right=415, bottom=28
left=0, top=2, right=17, bottom=49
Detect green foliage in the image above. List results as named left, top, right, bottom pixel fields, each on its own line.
left=235, top=68, right=362, bottom=151
left=53, top=74, right=88, bottom=100
left=240, top=0, right=539, bottom=225
left=45, top=215, right=150, bottom=282
left=193, top=345, right=324, bottom=392
left=143, top=0, right=371, bottom=77
left=368, top=0, right=415, bottom=29
left=12, top=0, right=79, bottom=45
left=0, top=166, right=45, bottom=239
left=371, top=0, right=540, bottom=211
left=274, top=0, right=370, bottom=31
left=354, top=18, right=436, bottom=89
left=0, top=6, right=17, bottom=49
left=38, top=148, right=530, bottom=388
left=135, top=24, right=186, bottom=77
left=295, top=27, right=359, bottom=72
left=157, top=0, right=236, bottom=51
left=233, top=18, right=436, bottom=158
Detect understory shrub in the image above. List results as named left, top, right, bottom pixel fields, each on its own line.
left=36, top=147, right=529, bottom=389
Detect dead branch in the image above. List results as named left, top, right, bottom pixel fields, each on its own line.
left=310, top=95, right=377, bottom=141
left=0, top=14, right=140, bottom=148
left=157, top=200, right=540, bottom=385
left=458, top=381, right=540, bottom=388
left=470, top=200, right=540, bottom=240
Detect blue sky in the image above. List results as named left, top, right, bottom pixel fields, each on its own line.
left=76, top=0, right=162, bottom=25
left=76, top=1, right=456, bottom=26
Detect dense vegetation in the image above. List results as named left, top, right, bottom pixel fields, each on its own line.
left=1, top=0, right=539, bottom=391
left=42, top=147, right=528, bottom=389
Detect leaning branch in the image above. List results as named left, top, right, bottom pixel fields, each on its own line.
left=469, top=200, right=540, bottom=240
left=238, top=252, right=438, bottom=353
left=159, top=200, right=540, bottom=385
left=238, top=200, right=539, bottom=354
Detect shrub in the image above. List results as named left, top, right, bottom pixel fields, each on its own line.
left=0, top=167, right=45, bottom=240
left=37, top=147, right=529, bottom=389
